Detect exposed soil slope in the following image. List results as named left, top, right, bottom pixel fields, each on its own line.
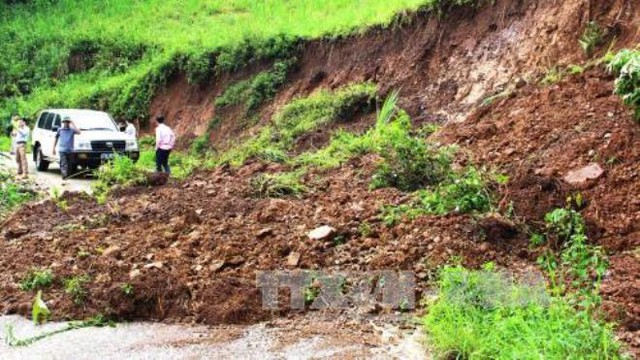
left=151, top=0, right=639, bottom=144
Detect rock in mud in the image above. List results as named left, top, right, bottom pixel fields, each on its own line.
left=3, top=225, right=29, bottom=239
left=102, top=245, right=122, bottom=259
left=147, top=172, right=169, bottom=187
left=287, top=252, right=301, bottom=267
left=210, top=260, right=225, bottom=272
left=563, top=163, right=604, bottom=185
left=308, top=225, right=335, bottom=240
left=227, top=256, right=246, bottom=266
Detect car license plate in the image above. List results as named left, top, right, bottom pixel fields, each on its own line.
left=101, top=153, right=115, bottom=161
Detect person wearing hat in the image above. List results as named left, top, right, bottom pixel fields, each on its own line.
left=53, top=116, right=80, bottom=179
left=14, top=117, right=30, bottom=178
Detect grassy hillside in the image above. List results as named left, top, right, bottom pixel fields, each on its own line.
left=0, top=0, right=443, bottom=123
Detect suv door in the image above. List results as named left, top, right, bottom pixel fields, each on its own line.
left=41, top=112, right=56, bottom=158
left=33, top=111, right=49, bottom=153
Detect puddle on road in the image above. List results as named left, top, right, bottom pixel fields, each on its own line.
left=0, top=315, right=429, bottom=359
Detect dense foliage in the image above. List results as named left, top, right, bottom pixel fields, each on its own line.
left=608, top=49, right=640, bottom=120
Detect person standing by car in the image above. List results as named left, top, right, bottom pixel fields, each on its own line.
left=124, top=120, right=137, bottom=139
left=9, top=115, right=20, bottom=155
left=14, top=118, right=30, bottom=178
left=53, top=116, right=81, bottom=179
left=155, top=115, right=175, bottom=174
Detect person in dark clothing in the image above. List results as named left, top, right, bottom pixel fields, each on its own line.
left=154, top=115, right=175, bottom=174
left=53, top=116, right=81, bottom=179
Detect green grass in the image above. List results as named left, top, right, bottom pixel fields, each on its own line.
left=0, top=171, right=38, bottom=219
left=19, top=269, right=54, bottom=292
left=423, top=265, right=622, bottom=359
left=0, top=136, right=11, bottom=152
left=0, top=0, right=431, bottom=121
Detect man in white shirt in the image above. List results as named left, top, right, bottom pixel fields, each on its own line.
left=125, top=120, right=137, bottom=138
left=14, top=118, right=30, bottom=178
left=155, top=115, right=175, bottom=174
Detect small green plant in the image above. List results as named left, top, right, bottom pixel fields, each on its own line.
left=63, top=275, right=91, bottom=304
left=531, top=207, right=609, bottom=311
left=357, top=222, right=374, bottom=237
left=31, top=290, right=50, bottom=325
left=120, top=283, right=134, bottom=296
left=579, top=22, right=604, bottom=57
left=250, top=172, right=307, bottom=198
left=19, top=269, right=54, bottom=291
left=567, top=64, right=585, bottom=75
left=0, top=171, right=37, bottom=219
left=540, top=66, right=564, bottom=86
left=6, top=314, right=115, bottom=347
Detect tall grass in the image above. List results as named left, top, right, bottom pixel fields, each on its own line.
left=0, top=0, right=429, bottom=119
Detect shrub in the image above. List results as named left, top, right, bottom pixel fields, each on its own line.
left=423, top=265, right=622, bottom=359
left=607, top=49, right=640, bottom=120
left=63, top=275, right=91, bottom=304
left=579, top=22, right=604, bottom=57
left=371, top=137, right=453, bottom=192
left=250, top=171, right=307, bottom=198
left=416, top=167, right=493, bottom=215
left=19, top=269, right=54, bottom=291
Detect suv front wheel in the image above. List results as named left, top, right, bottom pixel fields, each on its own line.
left=35, top=147, right=50, bottom=171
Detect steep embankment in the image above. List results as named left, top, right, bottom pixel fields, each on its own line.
left=1, top=0, right=640, bottom=356
left=151, top=0, right=639, bottom=141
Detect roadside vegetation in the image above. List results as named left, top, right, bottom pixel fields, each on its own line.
left=423, top=206, right=622, bottom=358
left=0, top=171, right=38, bottom=220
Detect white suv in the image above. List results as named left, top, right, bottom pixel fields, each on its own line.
left=31, top=109, right=139, bottom=175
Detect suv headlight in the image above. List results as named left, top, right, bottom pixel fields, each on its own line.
left=75, top=140, right=92, bottom=151
left=126, top=140, right=138, bottom=151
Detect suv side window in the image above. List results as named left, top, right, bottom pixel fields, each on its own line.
left=44, top=113, right=55, bottom=130
left=53, top=114, right=61, bottom=129
left=37, top=112, right=49, bottom=129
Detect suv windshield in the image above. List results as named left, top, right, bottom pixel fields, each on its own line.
left=60, top=111, right=119, bottom=131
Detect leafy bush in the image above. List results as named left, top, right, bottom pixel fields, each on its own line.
left=19, top=269, right=54, bottom=291
left=533, top=208, right=608, bottom=305
left=607, top=49, right=640, bottom=120
left=423, top=265, right=622, bottom=359
left=371, top=136, right=452, bottom=191
left=250, top=172, right=307, bottom=198
left=416, top=167, right=493, bottom=215
left=63, top=275, right=91, bottom=304
left=579, top=22, right=604, bottom=57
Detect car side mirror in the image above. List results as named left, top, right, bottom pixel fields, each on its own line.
left=51, top=126, right=59, bottom=132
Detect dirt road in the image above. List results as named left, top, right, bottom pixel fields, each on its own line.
left=0, top=314, right=428, bottom=359
left=0, top=152, right=93, bottom=194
